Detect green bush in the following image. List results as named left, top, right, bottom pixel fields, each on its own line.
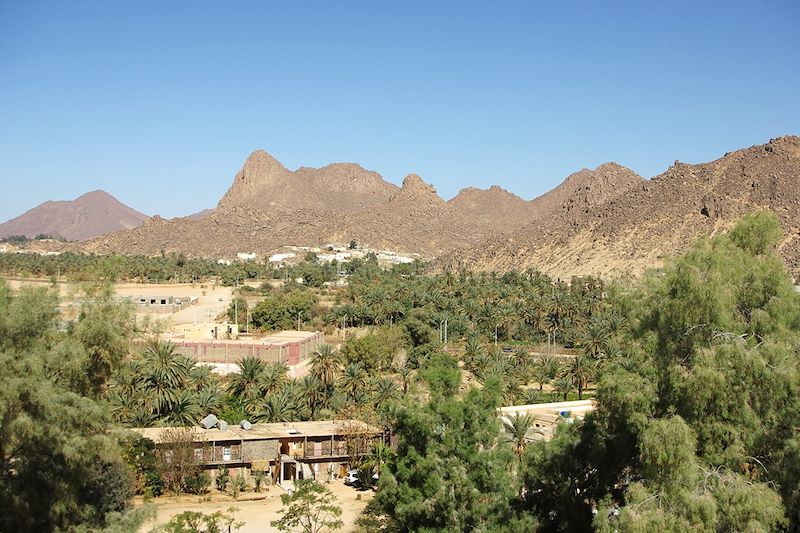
left=216, top=466, right=230, bottom=492
left=230, top=474, right=247, bottom=499
left=183, top=472, right=211, bottom=495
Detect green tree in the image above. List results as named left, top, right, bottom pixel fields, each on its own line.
left=0, top=281, right=135, bottom=531
left=367, top=381, right=535, bottom=531
left=271, top=479, right=343, bottom=533
left=227, top=297, right=248, bottom=327
left=163, top=506, right=243, bottom=533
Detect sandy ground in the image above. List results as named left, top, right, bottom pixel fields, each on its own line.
left=139, top=480, right=372, bottom=532
left=112, top=282, right=234, bottom=326
left=4, top=279, right=233, bottom=327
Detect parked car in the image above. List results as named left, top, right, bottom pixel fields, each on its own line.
left=344, top=469, right=379, bottom=487
left=344, top=469, right=360, bottom=486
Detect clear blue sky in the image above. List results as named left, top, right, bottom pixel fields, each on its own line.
left=1, top=1, right=798, bottom=221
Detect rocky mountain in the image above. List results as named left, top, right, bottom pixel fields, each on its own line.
left=448, top=185, right=535, bottom=230
left=531, top=163, right=646, bottom=219
left=0, top=190, right=148, bottom=241
left=81, top=151, right=402, bottom=257
left=218, top=150, right=398, bottom=214
left=327, top=174, right=473, bottom=255
left=78, top=136, right=800, bottom=278
left=447, top=136, right=800, bottom=279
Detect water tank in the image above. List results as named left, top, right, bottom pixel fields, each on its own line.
left=200, top=414, right=218, bottom=429
left=218, top=420, right=229, bottom=431
left=240, top=420, right=252, bottom=430
left=559, top=410, right=570, bottom=418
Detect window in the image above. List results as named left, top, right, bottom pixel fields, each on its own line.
left=223, top=446, right=232, bottom=461
left=194, top=447, right=204, bottom=461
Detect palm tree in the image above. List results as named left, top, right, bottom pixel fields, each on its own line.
left=497, top=301, right=518, bottom=341
left=520, top=388, right=542, bottom=405
left=463, top=335, right=483, bottom=367
left=195, top=386, right=224, bottom=415
left=127, top=404, right=158, bottom=428
left=339, top=362, right=368, bottom=404
left=188, top=364, right=218, bottom=392
left=141, top=339, right=192, bottom=414
left=503, top=413, right=537, bottom=459
left=553, top=377, right=574, bottom=401
left=536, top=354, right=560, bottom=383
left=583, top=321, right=610, bottom=358
left=509, top=347, right=530, bottom=380
left=566, top=355, right=593, bottom=400
left=108, top=389, right=139, bottom=424
left=165, top=389, right=202, bottom=425
left=367, top=442, right=393, bottom=478
left=310, top=344, right=341, bottom=389
left=254, top=389, right=295, bottom=423
left=261, top=362, right=289, bottom=395
left=470, top=351, right=492, bottom=381
left=226, top=357, right=266, bottom=401
left=372, top=376, right=398, bottom=407
left=300, top=374, right=325, bottom=418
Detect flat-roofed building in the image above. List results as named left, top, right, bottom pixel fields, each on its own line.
left=178, top=322, right=239, bottom=340
left=498, top=399, right=595, bottom=442
left=164, top=330, right=323, bottom=375
left=131, top=419, right=383, bottom=488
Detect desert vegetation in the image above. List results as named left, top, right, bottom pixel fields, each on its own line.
left=2, top=212, right=800, bottom=531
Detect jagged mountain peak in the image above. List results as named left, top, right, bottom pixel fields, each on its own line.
left=392, top=174, right=445, bottom=205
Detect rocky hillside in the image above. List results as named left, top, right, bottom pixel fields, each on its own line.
left=78, top=136, right=800, bottom=278
left=217, top=150, right=398, bottom=214
left=448, top=185, right=535, bottom=230
left=447, top=136, right=800, bottom=278
left=82, top=151, right=543, bottom=257
left=0, top=190, right=148, bottom=241
left=329, top=174, right=477, bottom=255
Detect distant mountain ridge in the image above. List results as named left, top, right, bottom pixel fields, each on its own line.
left=0, top=190, right=148, bottom=241
left=30, top=135, right=800, bottom=280
left=80, top=152, right=566, bottom=258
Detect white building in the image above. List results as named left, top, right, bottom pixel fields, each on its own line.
left=268, top=252, right=296, bottom=263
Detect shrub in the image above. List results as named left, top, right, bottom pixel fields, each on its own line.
left=183, top=472, right=211, bottom=495
left=216, top=465, right=230, bottom=492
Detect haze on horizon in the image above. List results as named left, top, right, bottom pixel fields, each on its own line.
left=0, top=0, right=798, bottom=222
